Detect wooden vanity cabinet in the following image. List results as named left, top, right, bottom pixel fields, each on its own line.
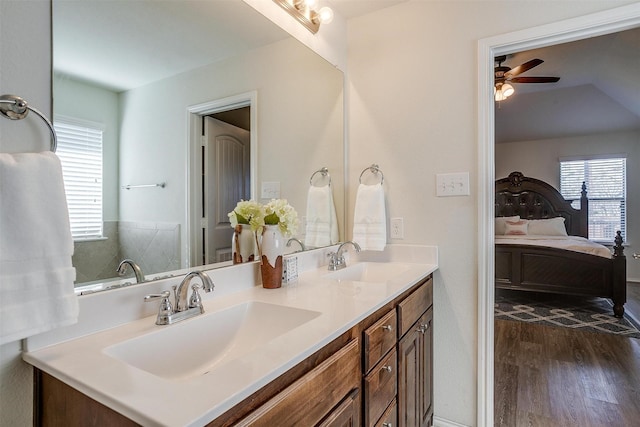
left=33, top=274, right=434, bottom=427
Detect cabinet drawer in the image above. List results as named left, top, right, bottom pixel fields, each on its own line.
left=364, top=309, right=397, bottom=373
left=237, top=339, right=360, bottom=426
left=364, top=349, right=397, bottom=427
left=397, top=278, right=432, bottom=337
left=374, top=399, right=397, bottom=427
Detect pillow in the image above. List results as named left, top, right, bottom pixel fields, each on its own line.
left=495, top=216, right=520, bottom=235
left=504, top=219, right=528, bottom=236
left=528, top=217, right=568, bottom=236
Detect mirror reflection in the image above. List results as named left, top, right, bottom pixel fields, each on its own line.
left=53, top=0, right=344, bottom=289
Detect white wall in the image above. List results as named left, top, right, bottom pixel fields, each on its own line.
left=0, top=2, right=51, bottom=425
left=117, top=37, right=344, bottom=267
left=53, top=75, right=120, bottom=220
left=347, top=1, right=636, bottom=425
left=496, top=130, right=640, bottom=281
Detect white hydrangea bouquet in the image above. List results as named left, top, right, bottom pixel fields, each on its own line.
left=228, top=199, right=298, bottom=236
left=262, top=198, right=299, bottom=238
left=228, top=199, right=263, bottom=231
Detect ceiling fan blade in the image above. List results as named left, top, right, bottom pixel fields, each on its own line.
left=504, top=58, right=543, bottom=78
left=510, top=76, right=560, bottom=83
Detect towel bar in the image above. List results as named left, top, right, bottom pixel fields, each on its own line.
left=121, top=183, right=166, bottom=190
left=359, top=164, right=384, bottom=184
left=0, top=94, right=57, bottom=152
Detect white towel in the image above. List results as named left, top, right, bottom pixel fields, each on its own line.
left=0, top=151, right=78, bottom=345
left=352, top=183, right=386, bottom=251
left=304, top=185, right=339, bottom=248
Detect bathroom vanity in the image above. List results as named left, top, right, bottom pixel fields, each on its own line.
left=25, top=247, right=437, bottom=427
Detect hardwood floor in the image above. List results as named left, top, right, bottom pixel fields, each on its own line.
left=495, top=282, right=640, bottom=426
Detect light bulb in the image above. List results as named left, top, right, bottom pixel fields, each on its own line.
left=495, top=89, right=506, bottom=101
left=317, top=6, right=334, bottom=24
left=502, top=83, right=514, bottom=97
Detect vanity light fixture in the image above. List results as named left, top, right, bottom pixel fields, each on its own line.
left=273, top=0, right=333, bottom=34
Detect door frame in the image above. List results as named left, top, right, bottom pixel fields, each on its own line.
left=186, top=91, right=258, bottom=268
left=476, top=4, right=640, bottom=426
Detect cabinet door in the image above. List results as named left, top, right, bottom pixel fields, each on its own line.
left=398, top=308, right=433, bottom=427
left=316, top=389, right=360, bottom=427
left=420, top=309, right=433, bottom=427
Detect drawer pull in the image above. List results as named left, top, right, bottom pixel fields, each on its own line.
left=382, top=365, right=392, bottom=373
left=382, top=324, right=393, bottom=331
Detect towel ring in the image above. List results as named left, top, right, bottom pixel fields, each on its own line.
left=0, top=94, right=57, bottom=152
left=310, top=167, right=332, bottom=186
left=359, top=164, right=384, bottom=184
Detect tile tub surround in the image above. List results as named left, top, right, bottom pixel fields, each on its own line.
left=24, top=245, right=437, bottom=426
left=73, top=221, right=181, bottom=284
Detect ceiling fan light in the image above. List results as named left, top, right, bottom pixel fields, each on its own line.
left=502, top=83, right=514, bottom=97
left=495, top=88, right=506, bottom=101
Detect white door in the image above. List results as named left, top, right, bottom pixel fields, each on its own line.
left=202, top=116, right=251, bottom=264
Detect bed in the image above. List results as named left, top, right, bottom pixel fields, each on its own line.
left=495, top=171, right=627, bottom=317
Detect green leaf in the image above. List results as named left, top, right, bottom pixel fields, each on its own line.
left=264, top=212, right=279, bottom=225
left=235, top=212, right=249, bottom=224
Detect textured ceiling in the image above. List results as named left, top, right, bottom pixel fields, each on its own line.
left=495, top=27, right=640, bottom=144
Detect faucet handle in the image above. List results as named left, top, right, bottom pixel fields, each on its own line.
left=189, top=284, right=204, bottom=313
left=144, top=290, right=170, bottom=301
left=144, top=291, right=174, bottom=325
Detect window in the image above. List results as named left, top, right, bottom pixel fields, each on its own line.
left=54, top=117, right=104, bottom=240
left=560, top=157, right=626, bottom=242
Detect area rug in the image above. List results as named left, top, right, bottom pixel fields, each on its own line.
left=495, top=290, right=640, bottom=339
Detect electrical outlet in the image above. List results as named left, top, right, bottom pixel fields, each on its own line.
left=436, top=172, right=470, bottom=197
left=391, top=217, right=404, bottom=239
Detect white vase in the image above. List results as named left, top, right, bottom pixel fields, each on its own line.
left=260, top=225, right=285, bottom=288
left=232, top=224, right=256, bottom=264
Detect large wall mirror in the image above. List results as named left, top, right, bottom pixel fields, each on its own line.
left=53, top=0, right=344, bottom=290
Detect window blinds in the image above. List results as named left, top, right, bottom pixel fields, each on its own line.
left=54, top=119, right=104, bottom=240
left=560, top=157, right=626, bottom=242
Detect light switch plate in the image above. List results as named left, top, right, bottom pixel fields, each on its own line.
left=436, top=172, right=470, bottom=197
left=261, top=181, right=280, bottom=199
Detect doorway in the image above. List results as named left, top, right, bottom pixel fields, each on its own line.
left=477, top=5, right=640, bottom=426
left=186, top=92, right=258, bottom=269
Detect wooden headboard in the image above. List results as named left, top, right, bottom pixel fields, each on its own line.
left=495, top=171, right=589, bottom=238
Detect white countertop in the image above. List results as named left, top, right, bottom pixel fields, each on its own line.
left=24, top=246, right=437, bottom=427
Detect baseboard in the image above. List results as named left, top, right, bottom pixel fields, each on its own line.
left=434, top=416, right=471, bottom=427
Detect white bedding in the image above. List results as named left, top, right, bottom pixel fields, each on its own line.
left=495, top=235, right=612, bottom=259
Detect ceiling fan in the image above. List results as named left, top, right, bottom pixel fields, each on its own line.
left=494, top=55, right=560, bottom=101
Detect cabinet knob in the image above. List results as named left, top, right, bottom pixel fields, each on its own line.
left=417, top=325, right=426, bottom=333
left=382, top=365, right=392, bottom=373
left=382, top=423, right=393, bottom=427
left=382, top=324, right=393, bottom=331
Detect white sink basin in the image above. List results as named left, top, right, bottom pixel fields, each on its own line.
left=104, top=301, right=321, bottom=381
left=325, top=262, right=412, bottom=283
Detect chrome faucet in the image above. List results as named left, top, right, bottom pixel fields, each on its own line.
left=175, top=271, right=215, bottom=312
left=286, top=237, right=306, bottom=253
left=116, top=259, right=145, bottom=283
left=327, top=241, right=361, bottom=271
left=144, top=271, right=215, bottom=325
